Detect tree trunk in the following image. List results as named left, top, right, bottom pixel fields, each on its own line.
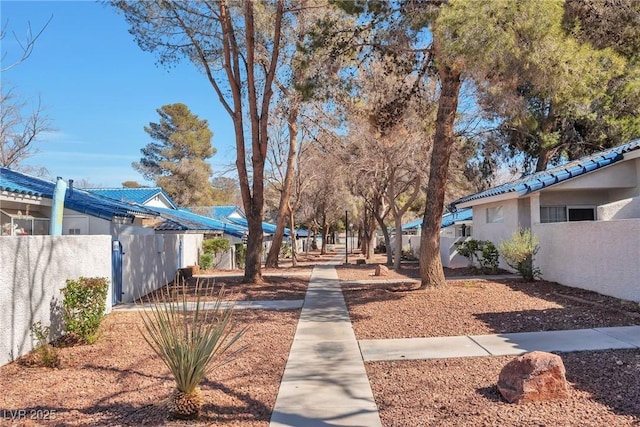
left=289, top=205, right=297, bottom=267
left=393, top=214, right=404, bottom=270
left=535, top=146, right=555, bottom=172
left=242, top=1, right=283, bottom=283
left=320, top=216, right=328, bottom=255
left=374, top=214, right=393, bottom=266
left=419, top=65, right=462, bottom=288
left=265, top=87, right=300, bottom=267
left=361, top=205, right=377, bottom=259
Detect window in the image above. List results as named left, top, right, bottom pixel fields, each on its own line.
left=540, top=206, right=596, bottom=223
left=486, top=206, right=504, bottom=223
left=68, top=228, right=81, bottom=235
left=540, top=206, right=567, bottom=223
left=568, top=207, right=595, bottom=221
left=1, top=208, right=50, bottom=235
left=455, top=224, right=472, bottom=237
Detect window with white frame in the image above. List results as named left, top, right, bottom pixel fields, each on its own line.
left=540, top=206, right=567, bottom=223
left=486, top=206, right=504, bottom=223
left=540, top=206, right=596, bottom=223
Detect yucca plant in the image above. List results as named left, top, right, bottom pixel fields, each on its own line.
left=139, top=282, right=247, bottom=420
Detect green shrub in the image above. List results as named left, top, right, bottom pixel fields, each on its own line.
left=29, top=321, right=60, bottom=368
left=235, top=243, right=246, bottom=269
left=138, top=283, right=246, bottom=419
left=479, top=241, right=499, bottom=274
left=455, top=239, right=481, bottom=266
left=199, top=253, right=214, bottom=270
left=200, top=238, right=230, bottom=269
left=498, top=228, right=541, bottom=281
left=280, top=242, right=292, bottom=258
left=61, top=276, right=109, bottom=344
left=455, top=239, right=499, bottom=273
left=202, top=238, right=230, bottom=256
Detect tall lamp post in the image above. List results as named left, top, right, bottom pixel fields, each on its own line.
left=344, top=209, right=348, bottom=265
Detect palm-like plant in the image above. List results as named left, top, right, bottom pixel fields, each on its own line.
left=139, top=283, right=247, bottom=420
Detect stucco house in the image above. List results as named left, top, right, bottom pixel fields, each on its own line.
left=400, top=208, right=473, bottom=268
left=87, top=187, right=178, bottom=209
left=448, top=139, right=640, bottom=301
left=1, top=168, right=158, bottom=238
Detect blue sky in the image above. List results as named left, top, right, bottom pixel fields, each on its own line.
left=2, top=1, right=237, bottom=187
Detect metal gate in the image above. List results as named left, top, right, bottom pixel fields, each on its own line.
left=111, top=240, right=124, bottom=305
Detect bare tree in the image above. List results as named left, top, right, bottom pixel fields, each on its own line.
left=1, top=17, right=53, bottom=169
left=0, top=88, right=52, bottom=168
left=1, top=16, right=52, bottom=72
left=112, top=0, right=288, bottom=282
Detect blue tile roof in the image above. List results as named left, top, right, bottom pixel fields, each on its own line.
left=227, top=216, right=290, bottom=237
left=0, top=168, right=155, bottom=220
left=402, top=208, right=473, bottom=231
left=450, top=139, right=640, bottom=208
left=207, top=206, right=243, bottom=221
left=87, top=188, right=177, bottom=209
left=150, top=206, right=247, bottom=238
left=192, top=205, right=290, bottom=236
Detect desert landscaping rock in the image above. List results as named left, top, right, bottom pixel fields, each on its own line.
left=375, top=264, right=389, bottom=276
left=497, top=351, right=569, bottom=404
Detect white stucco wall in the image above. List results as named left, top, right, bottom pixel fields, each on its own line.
left=471, top=199, right=523, bottom=270
left=598, top=196, right=640, bottom=220
left=181, top=233, right=204, bottom=268
left=439, top=236, right=473, bottom=268
left=118, top=233, right=204, bottom=302
left=534, top=219, right=640, bottom=302
left=0, top=235, right=112, bottom=366
left=539, top=189, right=612, bottom=208
left=400, top=234, right=469, bottom=268
left=553, top=159, right=638, bottom=191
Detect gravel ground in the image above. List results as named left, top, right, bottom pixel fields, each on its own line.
left=1, top=310, right=299, bottom=426
left=339, top=254, right=640, bottom=426
left=3, top=252, right=639, bottom=426
left=366, top=349, right=640, bottom=427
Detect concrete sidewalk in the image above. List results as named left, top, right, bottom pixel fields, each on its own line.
left=270, top=255, right=382, bottom=427
left=270, top=255, right=639, bottom=426
left=360, top=326, right=640, bottom=361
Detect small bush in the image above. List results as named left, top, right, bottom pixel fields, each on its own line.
left=202, top=238, right=230, bottom=256
left=499, top=228, right=541, bottom=281
left=199, top=253, right=214, bottom=270
left=29, top=321, right=60, bottom=368
left=280, top=242, right=292, bottom=259
left=479, top=241, right=499, bottom=274
left=455, top=239, right=498, bottom=273
left=200, top=238, right=230, bottom=269
left=138, top=283, right=246, bottom=419
left=61, top=276, right=109, bottom=344
left=235, top=243, right=246, bottom=269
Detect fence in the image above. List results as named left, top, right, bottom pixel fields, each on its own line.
left=533, top=219, right=640, bottom=302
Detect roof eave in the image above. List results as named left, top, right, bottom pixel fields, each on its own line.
left=455, top=191, right=522, bottom=209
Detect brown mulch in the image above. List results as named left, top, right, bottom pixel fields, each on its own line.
left=342, top=278, right=640, bottom=339
left=137, top=275, right=309, bottom=303
left=3, top=251, right=640, bottom=426
left=367, top=349, right=640, bottom=426
left=1, top=310, right=299, bottom=426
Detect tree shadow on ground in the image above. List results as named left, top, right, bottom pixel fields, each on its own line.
left=473, top=279, right=640, bottom=333
left=136, top=276, right=309, bottom=303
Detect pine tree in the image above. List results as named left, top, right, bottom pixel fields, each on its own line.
left=133, top=103, right=215, bottom=206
